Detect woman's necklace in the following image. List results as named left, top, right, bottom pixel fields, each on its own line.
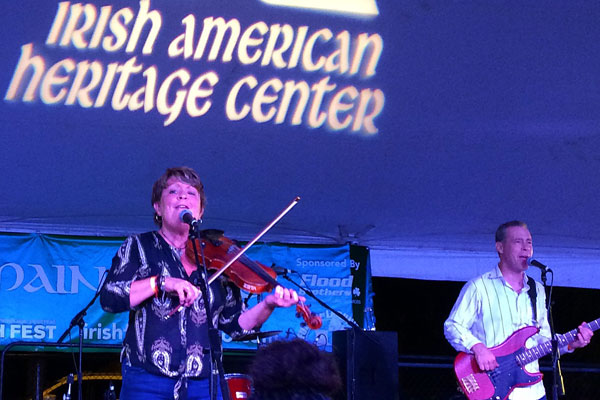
left=159, top=229, right=187, bottom=252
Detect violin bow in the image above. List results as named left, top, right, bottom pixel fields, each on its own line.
left=206, top=196, right=300, bottom=286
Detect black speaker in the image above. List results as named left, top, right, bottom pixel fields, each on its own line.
left=332, top=330, right=399, bottom=400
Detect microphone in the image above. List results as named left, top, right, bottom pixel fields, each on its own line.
left=271, top=265, right=297, bottom=276
left=105, top=380, right=116, bottom=400
left=179, top=209, right=200, bottom=230
left=527, top=257, right=550, bottom=272
left=63, top=373, right=74, bottom=400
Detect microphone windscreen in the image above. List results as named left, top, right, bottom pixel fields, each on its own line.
left=527, top=257, right=534, bottom=266
left=179, top=209, right=193, bottom=223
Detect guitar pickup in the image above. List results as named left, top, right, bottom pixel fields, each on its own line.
left=461, top=374, right=480, bottom=393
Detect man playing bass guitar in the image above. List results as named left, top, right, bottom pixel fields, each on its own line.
left=444, top=221, right=594, bottom=400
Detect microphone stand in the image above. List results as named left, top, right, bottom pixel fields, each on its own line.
left=188, top=225, right=230, bottom=400
left=56, top=274, right=106, bottom=400
left=540, top=268, right=565, bottom=400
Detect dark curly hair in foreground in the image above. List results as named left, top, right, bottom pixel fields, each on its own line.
left=249, top=339, right=343, bottom=400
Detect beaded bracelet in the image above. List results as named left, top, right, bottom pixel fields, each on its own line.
left=158, top=274, right=166, bottom=293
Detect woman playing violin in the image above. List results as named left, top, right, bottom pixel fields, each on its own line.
left=100, top=166, right=303, bottom=400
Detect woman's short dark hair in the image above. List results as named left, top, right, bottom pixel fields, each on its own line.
left=495, top=220, right=528, bottom=243
left=151, top=166, right=206, bottom=227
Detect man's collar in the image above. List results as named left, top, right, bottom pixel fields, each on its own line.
left=492, top=263, right=530, bottom=289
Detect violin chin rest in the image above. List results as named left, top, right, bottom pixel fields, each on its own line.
left=199, top=229, right=225, bottom=245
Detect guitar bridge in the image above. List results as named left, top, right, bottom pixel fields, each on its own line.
left=461, top=374, right=480, bottom=394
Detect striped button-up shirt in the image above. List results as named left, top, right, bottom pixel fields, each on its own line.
left=444, top=265, right=550, bottom=400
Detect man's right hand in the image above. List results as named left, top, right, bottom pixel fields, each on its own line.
left=471, top=343, right=499, bottom=371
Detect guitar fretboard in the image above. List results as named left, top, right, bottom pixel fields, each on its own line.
left=516, top=317, right=599, bottom=366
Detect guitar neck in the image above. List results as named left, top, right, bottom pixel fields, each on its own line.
left=517, top=318, right=600, bottom=365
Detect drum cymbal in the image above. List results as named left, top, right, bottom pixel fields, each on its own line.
left=233, top=330, right=281, bottom=342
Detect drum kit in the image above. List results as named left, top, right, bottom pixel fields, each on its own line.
left=224, top=373, right=253, bottom=400
left=232, top=330, right=281, bottom=343
left=224, top=330, right=281, bottom=399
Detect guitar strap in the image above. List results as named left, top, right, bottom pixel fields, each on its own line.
left=527, top=276, right=537, bottom=323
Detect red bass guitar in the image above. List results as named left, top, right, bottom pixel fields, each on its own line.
left=454, top=317, right=599, bottom=400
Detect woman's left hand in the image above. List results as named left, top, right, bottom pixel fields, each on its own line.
left=264, top=286, right=305, bottom=309
left=238, top=285, right=305, bottom=330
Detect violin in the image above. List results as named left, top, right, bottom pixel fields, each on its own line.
left=184, top=229, right=322, bottom=329
left=186, top=229, right=277, bottom=294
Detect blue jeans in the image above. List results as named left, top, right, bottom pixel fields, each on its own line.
left=120, top=364, right=222, bottom=400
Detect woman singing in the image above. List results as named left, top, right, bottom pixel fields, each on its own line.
left=100, top=166, right=302, bottom=400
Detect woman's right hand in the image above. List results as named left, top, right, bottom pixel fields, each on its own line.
left=161, top=277, right=200, bottom=307
left=129, top=276, right=200, bottom=308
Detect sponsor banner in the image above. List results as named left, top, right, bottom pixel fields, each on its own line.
left=349, top=244, right=374, bottom=330
left=235, top=242, right=353, bottom=350
left=0, top=233, right=361, bottom=352
left=0, top=233, right=125, bottom=346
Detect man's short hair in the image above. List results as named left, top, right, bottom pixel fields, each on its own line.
left=495, top=220, right=528, bottom=243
